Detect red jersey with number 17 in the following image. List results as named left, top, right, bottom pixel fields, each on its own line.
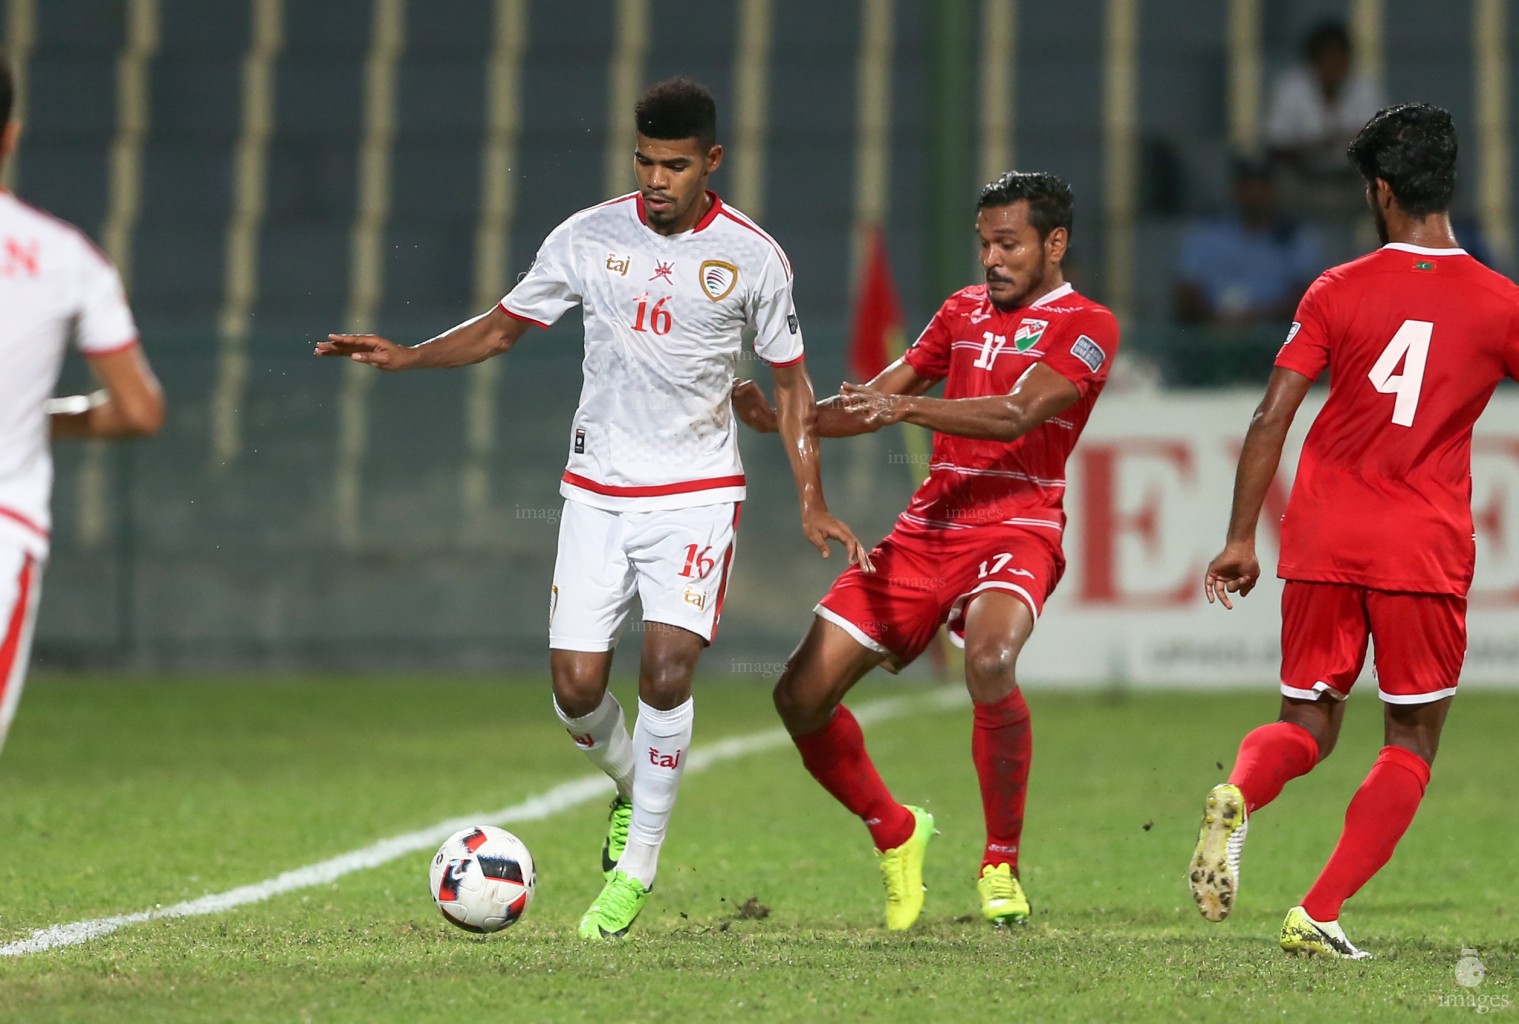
left=1274, top=242, right=1519, bottom=595
left=899, top=282, right=1119, bottom=540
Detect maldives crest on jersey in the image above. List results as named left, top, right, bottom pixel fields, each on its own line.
left=1013, top=318, right=1049, bottom=352
left=699, top=260, right=739, bottom=301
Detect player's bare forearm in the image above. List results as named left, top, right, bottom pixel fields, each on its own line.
left=49, top=391, right=161, bottom=439
left=820, top=360, right=938, bottom=437
left=841, top=362, right=1078, bottom=442
left=772, top=363, right=827, bottom=515
left=51, top=346, right=165, bottom=439
left=1224, top=367, right=1313, bottom=545
left=315, top=306, right=528, bottom=370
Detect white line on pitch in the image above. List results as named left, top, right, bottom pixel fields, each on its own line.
left=0, top=688, right=964, bottom=956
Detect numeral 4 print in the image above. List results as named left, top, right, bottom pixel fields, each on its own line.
left=679, top=544, right=716, bottom=578
left=633, top=294, right=673, bottom=335
left=1368, top=319, right=1432, bottom=427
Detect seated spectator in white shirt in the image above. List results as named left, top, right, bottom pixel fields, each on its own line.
left=1265, top=21, right=1385, bottom=176
left=1174, top=157, right=1325, bottom=327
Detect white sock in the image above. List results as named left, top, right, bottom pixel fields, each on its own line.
left=553, top=692, right=634, bottom=801
left=618, top=697, right=694, bottom=888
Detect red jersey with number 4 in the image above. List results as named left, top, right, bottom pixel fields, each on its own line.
left=1274, top=242, right=1519, bottom=595
left=899, top=282, right=1119, bottom=540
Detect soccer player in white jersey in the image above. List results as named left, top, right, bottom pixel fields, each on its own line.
left=0, top=47, right=165, bottom=756
left=316, top=78, right=867, bottom=939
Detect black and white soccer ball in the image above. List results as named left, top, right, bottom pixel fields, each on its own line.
left=429, top=825, right=536, bottom=933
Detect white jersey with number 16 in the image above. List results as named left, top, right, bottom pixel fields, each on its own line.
left=500, top=191, right=802, bottom=512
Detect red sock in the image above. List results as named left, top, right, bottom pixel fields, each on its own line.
left=1301, top=745, right=1430, bottom=922
left=1227, top=721, right=1320, bottom=813
left=793, top=704, right=915, bottom=850
left=972, top=689, right=1032, bottom=872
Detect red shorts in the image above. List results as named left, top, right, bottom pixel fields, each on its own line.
left=1280, top=580, right=1466, bottom=705
left=815, top=521, right=1064, bottom=671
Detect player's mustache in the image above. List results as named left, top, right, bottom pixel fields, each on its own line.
left=985, top=272, right=1014, bottom=284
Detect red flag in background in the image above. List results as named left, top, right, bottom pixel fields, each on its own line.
left=848, top=226, right=906, bottom=382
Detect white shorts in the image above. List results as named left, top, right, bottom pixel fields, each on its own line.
left=0, top=543, right=44, bottom=756
left=549, top=499, right=741, bottom=652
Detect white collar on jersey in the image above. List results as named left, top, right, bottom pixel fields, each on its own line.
left=1381, top=242, right=1468, bottom=257
left=1027, top=282, right=1075, bottom=307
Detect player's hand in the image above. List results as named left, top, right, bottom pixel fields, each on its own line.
left=838, top=382, right=903, bottom=430
left=731, top=379, right=779, bottom=433
left=314, top=334, right=418, bottom=371
left=1204, top=543, right=1260, bottom=610
left=802, top=508, right=875, bottom=573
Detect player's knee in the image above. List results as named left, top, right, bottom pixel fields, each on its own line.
left=551, top=670, right=605, bottom=718
left=772, top=670, right=826, bottom=734
left=965, top=645, right=1017, bottom=692
left=638, top=650, right=696, bottom=707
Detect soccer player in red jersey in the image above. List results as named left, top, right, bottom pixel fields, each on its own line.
left=736, top=171, right=1120, bottom=929
left=1189, top=103, right=1519, bottom=958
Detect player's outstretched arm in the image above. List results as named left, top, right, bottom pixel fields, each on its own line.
left=839, top=362, right=1079, bottom=442
left=314, top=305, right=530, bottom=371
left=733, top=359, right=934, bottom=437
left=1205, top=366, right=1313, bottom=609
left=49, top=345, right=165, bottom=439
left=770, top=360, right=874, bottom=571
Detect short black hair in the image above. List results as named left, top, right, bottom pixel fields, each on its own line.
left=1347, top=102, right=1458, bottom=217
left=977, top=171, right=1074, bottom=241
left=1305, top=20, right=1351, bottom=60
left=635, top=78, right=717, bottom=151
left=0, top=46, right=12, bottom=128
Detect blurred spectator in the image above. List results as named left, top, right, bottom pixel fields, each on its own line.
left=1265, top=20, right=1385, bottom=176
left=1173, top=157, right=1324, bottom=327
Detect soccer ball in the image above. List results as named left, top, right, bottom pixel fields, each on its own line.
left=429, top=825, right=536, bottom=933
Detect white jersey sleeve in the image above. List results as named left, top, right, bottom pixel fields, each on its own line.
left=499, top=216, right=582, bottom=327
left=748, top=247, right=804, bottom=366
left=73, top=239, right=138, bottom=354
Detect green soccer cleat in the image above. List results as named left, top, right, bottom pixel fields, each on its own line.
left=977, top=863, right=1030, bottom=927
left=601, top=795, right=633, bottom=880
left=1280, top=905, right=1372, bottom=959
left=877, top=806, right=935, bottom=931
left=1189, top=782, right=1249, bottom=922
left=577, top=869, right=651, bottom=941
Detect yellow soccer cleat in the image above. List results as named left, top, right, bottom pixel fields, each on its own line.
left=877, top=806, right=935, bottom=931
left=1189, top=782, right=1248, bottom=922
left=1280, top=905, right=1372, bottom=959
left=977, top=863, right=1030, bottom=927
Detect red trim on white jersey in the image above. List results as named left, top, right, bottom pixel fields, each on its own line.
left=717, top=208, right=792, bottom=277
left=708, top=503, right=743, bottom=642
left=766, top=353, right=804, bottom=368
left=84, top=336, right=140, bottom=357
left=561, top=471, right=746, bottom=498
left=633, top=190, right=725, bottom=234
left=0, top=555, right=36, bottom=696
left=498, top=301, right=549, bottom=328
left=0, top=508, right=48, bottom=541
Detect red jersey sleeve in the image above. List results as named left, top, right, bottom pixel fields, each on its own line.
left=1039, top=307, right=1119, bottom=397
left=902, top=304, right=953, bottom=381
left=1274, top=273, right=1334, bottom=380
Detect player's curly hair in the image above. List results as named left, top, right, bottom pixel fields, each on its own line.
left=0, top=46, right=12, bottom=128
left=977, top=171, right=1074, bottom=241
left=1347, top=103, right=1458, bottom=217
left=635, top=78, right=717, bottom=151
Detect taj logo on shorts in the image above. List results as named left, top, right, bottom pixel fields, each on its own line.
left=683, top=584, right=706, bottom=610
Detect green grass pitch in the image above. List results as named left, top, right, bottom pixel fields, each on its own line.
left=0, top=674, right=1513, bottom=1022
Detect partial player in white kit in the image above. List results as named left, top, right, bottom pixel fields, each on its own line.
left=0, top=47, right=165, bottom=756
left=316, top=78, right=868, bottom=939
